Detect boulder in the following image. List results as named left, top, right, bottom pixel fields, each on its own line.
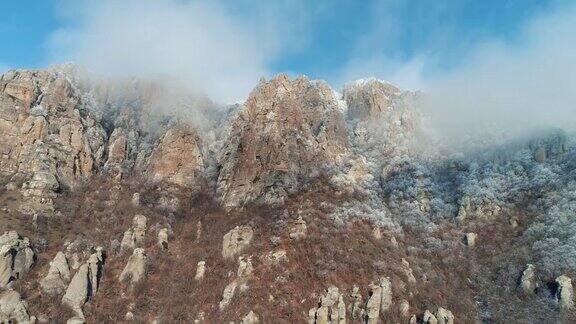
left=132, top=215, right=147, bottom=245
left=119, top=248, right=148, bottom=286
left=423, top=310, right=438, bottom=324
left=219, top=281, right=238, bottom=310
left=222, top=225, right=254, bottom=259
left=289, top=216, right=307, bottom=240
left=309, top=286, right=346, bottom=324
left=237, top=256, right=254, bottom=278
left=399, top=300, right=410, bottom=317
left=556, top=275, right=574, bottom=311
left=0, top=289, right=34, bottom=323
left=40, top=251, right=71, bottom=295
left=120, top=229, right=136, bottom=252
left=435, top=307, right=454, bottom=324
left=464, top=233, right=477, bottom=247
left=365, top=277, right=392, bottom=324
left=62, top=264, right=90, bottom=317
left=195, top=261, right=206, bottom=280
left=519, top=264, right=537, bottom=295
left=157, top=228, right=169, bottom=250
left=0, top=231, right=35, bottom=288
left=241, top=310, right=260, bottom=324
left=87, top=249, right=104, bottom=294
left=349, top=285, right=364, bottom=320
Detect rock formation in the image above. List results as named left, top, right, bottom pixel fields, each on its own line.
left=0, top=289, right=34, bottom=323
left=555, top=275, right=574, bottom=311
left=195, top=261, right=206, bottom=280
left=222, top=225, right=254, bottom=259
left=147, top=123, right=204, bottom=188
left=241, top=310, right=260, bottom=324
left=308, top=286, right=346, bottom=324
left=157, top=228, right=169, bottom=250
left=119, top=248, right=148, bottom=286
left=435, top=307, right=454, bottom=324
left=0, top=231, right=34, bottom=288
left=0, top=69, right=107, bottom=213
left=217, top=75, right=349, bottom=208
left=289, top=216, right=308, bottom=240
left=519, top=264, right=537, bottom=295
left=40, top=251, right=71, bottom=295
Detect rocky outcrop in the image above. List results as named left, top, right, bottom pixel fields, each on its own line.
left=308, top=286, right=346, bottom=324
left=365, top=277, right=392, bottom=324
left=62, top=264, right=90, bottom=317
left=519, top=264, right=537, bottom=295
left=423, top=310, right=438, bottom=324
left=119, top=248, right=148, bottom=286
left=222, top=225, right=254, bottom=259
left=0, top=231, right=34, bottom=288
left=289, top=216, right=307, bottom=240
left=0, top=289, right=34, bottom=323
left=464, top=233, right=477, bottom=247
left=195, top=261, right=206, bottom=280
left=219, top=256, right=254, bottom=311
left=120, top=215, right=147, bottom=252
left=157, top=228, right=169, bottom=250
left=217, top=75, right=349, bottom=208
left=40, top=251, right=71, bottom=295
left=555, top=275, right=574, bottom=311
left=349, top=286, right=364, bottom=320
left=61, top=249, right=104, bottom=317
left=147, top=123, right=204, bottom=188
left=0, top=69, right=107, bottom=199
left=435, top=307, right=454, bottom=324
left=241, top=310, right=260, bottom=324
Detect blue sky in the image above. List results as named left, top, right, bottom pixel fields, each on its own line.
left=0, top=0, right=574, bottom=100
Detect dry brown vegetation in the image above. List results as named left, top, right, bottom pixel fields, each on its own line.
left=1, top=175, right=575, bottom=323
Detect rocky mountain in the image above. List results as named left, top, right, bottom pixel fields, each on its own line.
left=1, top=66, right=575, bottom=323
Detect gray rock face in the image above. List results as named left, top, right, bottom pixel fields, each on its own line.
left=289, top=216, right=307, bottom=240
left=519, top=264, right=537, bottom=295
left=217, top=75, right=349, bottom=208
left=157, top=228, right=169, bottom=250
left=218, top=281, right=238, bottom=311
left=147, top=123, right=204, bottom=188
left=241, top=310, right=260, bottom=324
left=556, top=275, right=574, bottom=311
left=309, top=286, right=346, bottom=324
left=423, top=310, right=438, bottom=324
left=0, top=289, right=34, bottom=323
left=365, top=277, right=392, bottom=324
left=195, top=261, right=206, bottom=280
left=61, top=249, right=104, bottom=317
left=119, top=248, right=148, bottom=286
left=62, top=264, right=90, bottom=317
left=222, top=225, right=254, bottom=259
left=0, top=69, right=107, bottom=212
left=435, top=307, right=454, bottom=324
left=0, top=231, right=35, bottom=289
left=40, top=251, right=71, bottom=295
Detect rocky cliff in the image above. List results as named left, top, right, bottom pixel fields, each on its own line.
left=1, top=67, right=575, bottom=323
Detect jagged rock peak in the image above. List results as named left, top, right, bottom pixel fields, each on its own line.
left=217, top=74, right=350, bottom=208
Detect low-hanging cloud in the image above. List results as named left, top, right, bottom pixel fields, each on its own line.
left=49, top=0, right=299, bottom=103
left=338, top=2, right=576, bottom=147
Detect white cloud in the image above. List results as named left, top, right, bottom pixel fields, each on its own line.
left=420, top=4, right=576, bottom=144
left=49, top=0, right=301, bottom=103
left=337, top=2, right=576, bottom=145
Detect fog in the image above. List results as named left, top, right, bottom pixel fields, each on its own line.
left=420, top=4, right=576, bottom=146
left=49, top=0, right=576, bottom=145
left=336, top=2, right=576, bottom=148
left=49, top=0, right=293, bottom=103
